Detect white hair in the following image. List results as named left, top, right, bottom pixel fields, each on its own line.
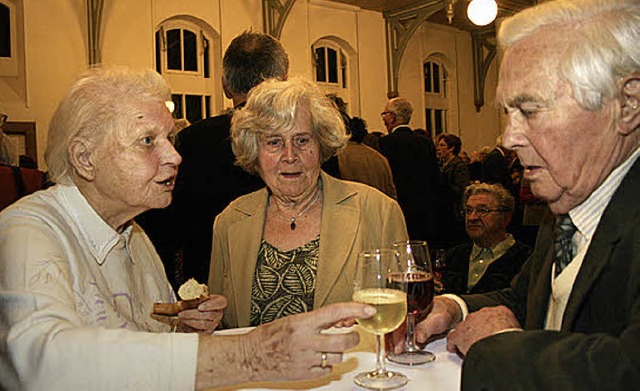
left=498, top=0, right=640, bottom=110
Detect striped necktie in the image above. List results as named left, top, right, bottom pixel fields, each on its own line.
left=554, top=214, right=577, bottom=277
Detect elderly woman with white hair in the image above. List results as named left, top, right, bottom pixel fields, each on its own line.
left=209, top=78, right=408, bottom=328
left=0, top=67, right=374, bottom=390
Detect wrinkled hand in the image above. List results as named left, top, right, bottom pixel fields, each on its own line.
left=178, top=295, right=227, bottom=333
left=446, top=305, right=521, bottom=356
left=242, top=302, right=375, bottom=383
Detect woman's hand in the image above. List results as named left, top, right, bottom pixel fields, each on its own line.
left=194, top=302, right=375, bottom=389
left=177, top=294, right=227, bottom=333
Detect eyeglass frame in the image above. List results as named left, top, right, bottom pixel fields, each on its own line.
left=380, top=111, right=394, bottom=117
left=462, top=205, right=510, bottom=218
left=259, top=132, right=316, bottom=154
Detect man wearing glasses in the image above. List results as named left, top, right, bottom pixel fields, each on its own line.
left=441, top=183, right=531, bottom=294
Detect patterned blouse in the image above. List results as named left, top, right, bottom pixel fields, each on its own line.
left=250, top=236, right=320, bottom=326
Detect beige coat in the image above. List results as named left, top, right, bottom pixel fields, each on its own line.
left=208, top=172, right=408, bottom=328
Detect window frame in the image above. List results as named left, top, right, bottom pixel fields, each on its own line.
left=156, top=18, right=217, bottom=123
left=0, top=0, right=18, bottom=76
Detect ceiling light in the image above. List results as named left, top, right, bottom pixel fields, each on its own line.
left=467, top=0, right=498, bottom=26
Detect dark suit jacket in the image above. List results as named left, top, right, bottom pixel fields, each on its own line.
left=460, top=158, right=640, bottom=389
left=137, top=111, right=263, bottom=287
left=480, top=146, right=513, bottom=193
left=442, top=240, right=531, bottom=295
left=378, top=126, right=439, bottom=242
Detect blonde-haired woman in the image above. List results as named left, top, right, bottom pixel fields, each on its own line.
left=209, top=78, right=408, bottom=328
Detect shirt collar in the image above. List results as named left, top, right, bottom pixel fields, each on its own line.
left=470, top=234, right=515, bottom=261
left=59, top=184, right=134, bottom=265
left=390, top=124, right=410, bottom=133
left=570, top=146, right=640, bottom=241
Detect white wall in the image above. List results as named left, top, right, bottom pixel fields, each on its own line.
left=398, top=21, right=501, bottom=154
left=1, top=0, right=502, bottom=169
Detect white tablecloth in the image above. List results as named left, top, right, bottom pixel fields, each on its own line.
left=213, top=326, right=462, bottom=390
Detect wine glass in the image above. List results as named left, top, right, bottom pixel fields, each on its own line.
left=433, top=249, right=447, bottom=293
left=352, top=249, right=408, bottom=390
left=387, top=240, right=436, bottom=365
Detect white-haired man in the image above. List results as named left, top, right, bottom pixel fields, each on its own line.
left=397, top=0, right=640, bottom=388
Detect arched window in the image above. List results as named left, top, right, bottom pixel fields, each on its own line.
left=155, top=18, right=219, bottom=124
left=312, top=37, right=359, bottom=117
left=423, top=57, right=450, bottom=137
left=0, top=0, right=18, bottom=77
left=424, top=60, right=447, bottom=96
left=0, top=3, right=10, bottom=58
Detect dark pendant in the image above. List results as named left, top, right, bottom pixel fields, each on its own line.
left=290, top=220, right=296, bottom=230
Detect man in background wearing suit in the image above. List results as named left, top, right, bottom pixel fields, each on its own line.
left=401, top=0, right=640, bottom=388
left=378, top=97, right=440, bottom=245
left=441, top=182, right=530, bottom=295
left=138, top=31, right=288, bottom=288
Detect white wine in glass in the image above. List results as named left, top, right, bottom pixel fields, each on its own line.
left=352, top=249, right=408, bottom=390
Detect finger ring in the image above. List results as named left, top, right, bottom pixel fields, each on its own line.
left=320, top=352, right=328, bottom=368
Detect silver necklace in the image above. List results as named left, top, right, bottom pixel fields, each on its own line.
left=286, top=190, right=321, bottom=230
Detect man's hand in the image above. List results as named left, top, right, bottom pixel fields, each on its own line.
left=388, top=296, right=462, bottom=354
left=177, top=294, right=227, bottom=333
left=446, top=305, right=521, bottom=356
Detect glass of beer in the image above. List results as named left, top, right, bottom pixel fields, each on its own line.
left=352, top=249, right=408, bottom=389
left=387, top=240, right=436, bottom=365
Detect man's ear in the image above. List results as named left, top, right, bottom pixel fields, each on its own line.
left=618, top=73, right=640, bottom=135
left=222, top=78, right=233, bottom=99
left=68, top=138, right=96, bottom=181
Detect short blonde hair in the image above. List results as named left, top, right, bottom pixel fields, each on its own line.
left=231, top=77, right=348, bottom=174
left=45, top=66, right=171, bottom=184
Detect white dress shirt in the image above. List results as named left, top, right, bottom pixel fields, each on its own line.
left=0, top=185, right=198, bottom=390
left=545, top=146, right=640, bottom=330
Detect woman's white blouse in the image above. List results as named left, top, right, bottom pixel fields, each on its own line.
left=0, top=185, right=198, bottom=390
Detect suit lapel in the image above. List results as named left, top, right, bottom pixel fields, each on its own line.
left=315, top=173, right=359, bottom=307
left=228, top=190, right=268, bottom=327
left=561, top=158, right=639, bottom=330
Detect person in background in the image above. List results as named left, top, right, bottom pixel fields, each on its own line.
left=468, top=145, right=492, bottom=181
left=0, top=67, right=375, bottom=390
left=458, top=150, right=471, bottom=165
left=399, top=0, right=640, bottom=388
left=480, top=136, right=514, bottom=194
left=437, top=133, right=471, bottom=197
left=0, top=113, right=18, bottom=167
left=441, top=183, right=530, bottom=294
left=337, top=116, right=397, bottom=199
left=436, top=133, right=470, bottom=247
left=137, top=31, right=286, bottom=289
left=209, top=78, right=408, bottom=328
left=362, top=130, right=384, bottom=151
left=378, top=97, right=440, bottom=244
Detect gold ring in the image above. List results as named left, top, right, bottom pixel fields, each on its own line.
left=320, top=352, right=328, bottom=368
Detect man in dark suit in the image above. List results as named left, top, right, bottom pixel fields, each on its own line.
left=480, top=142, right=513, bottom=194
left=137, top=31, right=288, bottom=287
left=378, top=97, right=440, bottom=244
left=442, top=183, right=530, bottom=295
left=396, top=0, right=640, bottom=388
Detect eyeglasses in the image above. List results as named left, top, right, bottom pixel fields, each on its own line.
left=260, top=133, right=315, bottom=153
left=463, top=206, right=509, bottom=218
left=380, top=111, right=393, bottom=117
